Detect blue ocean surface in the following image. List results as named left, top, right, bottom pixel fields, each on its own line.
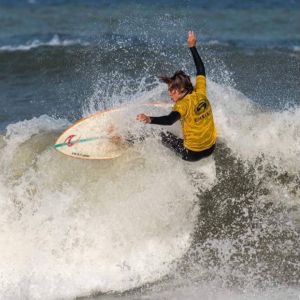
left=0, top=1, right=300, bottom=299
left=0, top=0, right=299, bottom=129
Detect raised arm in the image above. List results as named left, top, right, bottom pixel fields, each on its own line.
left=187, top=31, right=206, bottom=77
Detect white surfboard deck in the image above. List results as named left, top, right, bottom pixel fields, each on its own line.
left=54, top=102, right=176, bottom=160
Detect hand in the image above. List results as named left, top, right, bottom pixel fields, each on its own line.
left=136, top=113, right=151, bottom=124
left=110, top=135, right=123, bottom=145
left=187, top=30, right=197, bottom=48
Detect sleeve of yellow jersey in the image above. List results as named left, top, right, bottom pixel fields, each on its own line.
left=195, top=75, right=206, bottom=96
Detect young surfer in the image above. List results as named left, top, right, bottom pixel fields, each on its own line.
left=137, top=31, right=217, bottom=161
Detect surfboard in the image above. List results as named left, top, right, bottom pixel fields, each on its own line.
left=54, top=102, right=173, bottom=160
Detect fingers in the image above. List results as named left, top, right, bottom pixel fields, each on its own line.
left=136, top=114, right=144, bottom=121
left=110, top=135, right=123, bottom=145
left=188, top=30, right=195, bottom=38
left=187, top=30, right=197, bottom=47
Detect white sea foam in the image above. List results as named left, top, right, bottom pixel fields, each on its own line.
left=0, top=112, right=215, bottom=299
left=120, top=283, right=300, bottom=300
left=206, top=40, right=229, bottom=46
left=0, top=35, right=89, bottom=52
left=208, top=80, right=300, bottom=173
left=1, top=78, right=299, bottom=299
left=292, top=45, right=300, bottom=52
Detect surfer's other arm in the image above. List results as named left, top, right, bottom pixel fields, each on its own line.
left=136, top=111, right=180, bottom=125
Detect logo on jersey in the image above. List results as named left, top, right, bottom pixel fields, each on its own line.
left=194, top=98, right=210, bottom=123
left=195, top=98, right=209, bottom=115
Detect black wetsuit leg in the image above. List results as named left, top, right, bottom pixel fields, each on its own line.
left=160, top=131, right=215, bottom=162
left=183, top=143, right=215, bottom=161
left=160, top=131, right=186, bottom=156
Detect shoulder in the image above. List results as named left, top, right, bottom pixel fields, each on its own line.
left=196, top=75, right=206, bottom=82
left=173, top=96, right=190, bottom=116
left=176, top=94, right=191, bottom=107
left=195, top=75, right=207, bottom=96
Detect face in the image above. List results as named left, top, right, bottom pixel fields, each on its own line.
left=168, top=88, right=186, bottom=102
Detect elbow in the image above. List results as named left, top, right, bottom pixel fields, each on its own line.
left=168, top=120, right=178, bottom=126
left=197, top=69, right=206, bottom=77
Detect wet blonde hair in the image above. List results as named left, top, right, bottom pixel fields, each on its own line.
left=160, top=70, right=193, bottom=94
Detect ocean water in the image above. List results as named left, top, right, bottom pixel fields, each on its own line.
left=0, top=0, right=300, bottom=299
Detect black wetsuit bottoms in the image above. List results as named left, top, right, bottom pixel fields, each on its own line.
left=160, top=131, right=215, bottom=162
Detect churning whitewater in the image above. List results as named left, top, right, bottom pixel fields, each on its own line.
left=1, top=0, right=299, bottom=299
left=1, top=78, right=300, bottom=299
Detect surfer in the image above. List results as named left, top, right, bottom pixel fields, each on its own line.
left=137, top=31, right=217, bottom=161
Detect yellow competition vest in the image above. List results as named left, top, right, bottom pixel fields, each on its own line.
left=173, top=75, right=217, bottom=152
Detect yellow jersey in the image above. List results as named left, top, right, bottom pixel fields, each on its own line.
left=173, top=75, right=217, bottom=152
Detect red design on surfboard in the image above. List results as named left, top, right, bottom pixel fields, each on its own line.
left=64, top=135, right=77, bottom=147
